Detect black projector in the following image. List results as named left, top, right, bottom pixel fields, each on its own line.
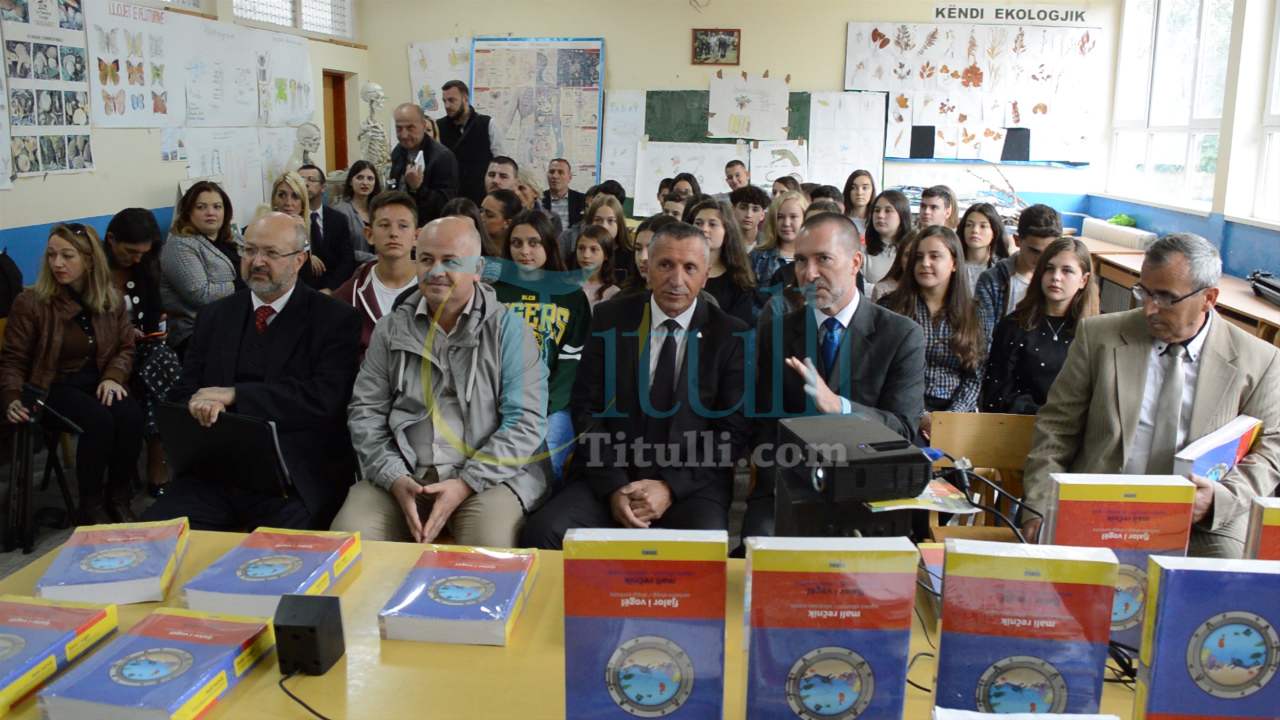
left=777, top=414, right=932, bottom=503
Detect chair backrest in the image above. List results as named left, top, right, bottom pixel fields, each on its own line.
left=929, top=412, right=1037, bottom=471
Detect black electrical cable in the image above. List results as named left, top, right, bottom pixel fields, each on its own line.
left=278, top=671, right=334, bottom=720
left=906, top=651, right=935, bottom=693
left=914, top=604, right=936, bottom=649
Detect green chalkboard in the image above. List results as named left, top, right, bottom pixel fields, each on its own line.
left=644, top=90, right=811, bottom=143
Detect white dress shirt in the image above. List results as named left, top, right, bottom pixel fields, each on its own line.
left=250, top=282, right=297, bottom=327
left=648, top=296, right=698, bottom=385
left=1123, top=313, right=1212, bottom=474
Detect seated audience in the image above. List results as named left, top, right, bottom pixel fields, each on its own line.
left=480, top=188, right=523, bottom=256
left=981, top=237, right=1097, bottom=414
left=143, top=213, right=361, bottom=530
left=104, top=209, right=180, bottom=494
left=161, top=180, right=244, bottom=358
left=918, top=184, right=959, bottom=229
left=869, top=235, right=916, bottom=303
left=1022, top=233, right=1280, bottom=558
left=484, top=156, right=519, bottom=194
left=805, top=199, right=844, bottom=218
left=661, top=192, right=688, bottom=220
left=440, top=197, right=498, bottom=257
left=332, top=160, right=382, bottom=261
left=297, top=164, right=357, bottom=291
left=959, top=202, right=1009, bottom=292
left=724, top=160, right=750, bottom=195
left=976, top=203, right=1063, bottom=342
left=842, top=169, right=876, bottom=236
left=584, top=192, right=634, bottom=286
left=622, top=214, right=679, bottom=293
left=670, top=172, right=701, bottom=200
left=863, top=189, right=912, bottom=291
left=332, top=217, right=550, bottom=546
left=771, top=175, right=801, bottom=198
left=521, top=222, right=750, bottom=548
left=334, top=191, right=421, bottom=355
left=492, top=210, right=591, bottom=484
left=1, top=224, right=141, bottom=524
left=388, top=102, right=458, bottom=226
left=541, top=158, right=586, bottom=231
left=743, top=213, right=926, bottom=538
left=655, top=177, right=675, bottom=209
left=808, top=185, right=845, bottom=212
left=515, top=169, right=543, bottom=212
left=573, top=225, right=621, bottom=307
left=750, top=190, right=810, bottom=302
left=686, top=197, right=755, bottom=326
left=879, top=225, right=985, bottom=441
left=731, top=185, right=771, bottom=252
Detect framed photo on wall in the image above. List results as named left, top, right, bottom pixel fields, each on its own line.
left=691, top=28, right=740, bottom=66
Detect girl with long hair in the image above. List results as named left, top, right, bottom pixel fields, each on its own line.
left=333, top=160, right=383, bottom=259
left=863, top=190, right=912, bottom=290
left=686, top=197, right=756, bottom=325
left=958, top=202, right=1009, bottom=292
left=750, top=190, right=809, bottom=294
left=842, top=169, right=876, bottom=236
left=571, top=224, right=619, bottom=307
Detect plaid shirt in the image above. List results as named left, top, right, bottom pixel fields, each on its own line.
left=907, top=296, right=982, bottom=412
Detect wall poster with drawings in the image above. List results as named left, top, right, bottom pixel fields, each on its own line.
left=85, top=0, right=184, bottom=128
left=3, top=0, right=92, bottom=175
left=844, top=21, right=1103, bottom=164
left=407, top=38, right=470, bottom=115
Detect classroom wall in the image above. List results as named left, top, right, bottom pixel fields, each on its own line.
left=0, top=1, right=369, bottom=278
left=359, top=0, right=1122, bottom=196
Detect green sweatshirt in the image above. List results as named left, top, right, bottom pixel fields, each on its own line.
left=493, top=279, right=591, bottom=414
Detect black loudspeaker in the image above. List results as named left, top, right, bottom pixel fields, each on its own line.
left=273, top=594, right=345, bottom=676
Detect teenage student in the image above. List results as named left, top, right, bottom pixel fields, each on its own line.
left=879, top=225, right=985, bottom=441
left=918, top=185, right=959, bottom=229
left=863, top=189, right=913, bottom=290
left=981, top=237, right=1098, bottom=414
left=975, top=203, right=1063, bottom=342
left=958, top=202, right=1009, bottom=292
left=687, top=198, right=755, bottom=325
left=842, top=169, right=876, bottom=236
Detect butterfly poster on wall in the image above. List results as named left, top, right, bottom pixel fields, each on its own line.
left=2, top=0, right=93, bottom=175
left=84, top=0, right=183, bottom=128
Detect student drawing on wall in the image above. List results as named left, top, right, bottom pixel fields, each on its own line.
left=9, top=89, right=34, bottom=125
left=40, top=135, right=66, bottom=171
left=60, top=46, right=85, bottom=82
left=11, top=137, right=39, bottom=174
left=6, top=41, right=32, bottom=79
left=64, top=91, right=88, bottom=125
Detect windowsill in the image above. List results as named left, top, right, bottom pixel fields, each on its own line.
left=1224, top=214, right=1280, bottom=233
left=1090, top=192, right=1213, bottom=218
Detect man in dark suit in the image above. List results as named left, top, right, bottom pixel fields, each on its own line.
left=388, top=103, right=458, bottom=226
left=521, top=223, right=751, bottom=549
left=541, top=158, right=586, bottom=230
left=144, top=212, right=362, bottom=531
left=297, top=164, right=356, bottom=291
left=742, top=212, right=927, bottom=538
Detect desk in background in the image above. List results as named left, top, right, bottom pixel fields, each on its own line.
left=0, top=531, right=1138, bottom=719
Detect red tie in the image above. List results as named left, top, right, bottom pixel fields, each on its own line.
left=254, top=306, right=276, bottom=334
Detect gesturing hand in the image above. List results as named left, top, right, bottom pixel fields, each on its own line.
left=785, top=356, right=843, bottom=415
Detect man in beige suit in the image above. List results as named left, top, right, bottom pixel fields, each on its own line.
left=1023, top=233, right=1280, bottom=558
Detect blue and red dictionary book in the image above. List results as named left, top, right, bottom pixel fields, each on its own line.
left=1042, top=473, right=1195, bottom=653
left=183, top=528, right=362, bottom=618
left=1134, top=555, right=1280, bottom=720
left=378, top=544, right=538, bottom=646
left=1173, top=414, right=1262, bottom=482
left=563, top=528, right=726, bottom=719
left=35, top=519, right=189, bottom=605
left=0, top=595, right=117, bottom=717
left=935, top=539, right=1118, bottom=714
left=743, top=536, right=917, bottom=720
left=38, top=607, right=274, bottom=720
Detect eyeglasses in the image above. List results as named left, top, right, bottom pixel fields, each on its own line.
left=1131, top=283, right=1207, bottom=309
left=243, top=246, right=306, bottom=262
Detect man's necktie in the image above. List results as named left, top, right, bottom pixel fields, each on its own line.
left=646, top=319, right=680, bottom=441
left=1146, top=343, right=1186, bottom=474
left=254, top=305, right=276, bottom=335
left=310, top=212, right=322, bottom=251
left=821, top=316, right=843, bottom=376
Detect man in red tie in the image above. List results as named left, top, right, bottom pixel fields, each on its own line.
left=143, top=212, right=362, bottom=530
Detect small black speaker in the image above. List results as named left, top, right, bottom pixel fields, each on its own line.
left=273, top=594, right=345, bottom=676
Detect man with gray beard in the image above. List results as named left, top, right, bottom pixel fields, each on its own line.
left=144, top=212, right=362, bottom=530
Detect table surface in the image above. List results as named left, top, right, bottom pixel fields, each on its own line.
left=1095, top=252, right=1280, bottom=331
left=1078, top=235, right=1149, bottom=256
left=0, top=531, right=1138, bottom=719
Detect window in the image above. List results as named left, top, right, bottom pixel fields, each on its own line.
left=1256, top=8, right=1280, bottom=222
left=1109, top=0, right=1234, bottom=209
left=232, top=0, right=351, bottom=39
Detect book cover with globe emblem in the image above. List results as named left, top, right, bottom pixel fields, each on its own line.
left=563, top=528, right=726, bottom=719
left=743, top=536, right=917, bottom=720
left=935, top=539, right=1117, bottom=714
left=1134, top=556, right=1280, bottom=719
left=37, top=608, right=273, bottom=720
left=378, top=544, right=538, bottom=646
left=1043, top=474, right=1195, bottom=653
left=0, top=596, right=117, bottom=716
left=1244, top=497, right=1280, bottom=560
left=34, top=518, right=189, bottom=605
left=182, top=528, right=362, bottom=618
left=1172, top=414, right=1262, bottom=483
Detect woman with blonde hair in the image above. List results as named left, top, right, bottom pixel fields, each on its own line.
left=749, top=189, right=810, bottom=292
left=161, top=180, right=244, bottom=357
left=0, top=224, right=143, bottom=524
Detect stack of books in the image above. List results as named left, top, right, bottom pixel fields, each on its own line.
left=1244, top=496, right=1280, bottom=560
left=744, top=537, right=918, bottom=720
left=183, top=528, right=362, bottom=617
left=379, top=545, right=538, bottom=645
left=563, top=529, right=726, bottom=719
left=35, top=519, right=189, bottom=605
left=0, top=596, right=117, bottom=715
left=934, top=539, right=1118, bottom=714
left=1135, top=556, right=1280, bottom=719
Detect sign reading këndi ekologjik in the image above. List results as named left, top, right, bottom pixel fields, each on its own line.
left=933, top=4, right=1100, bottom=27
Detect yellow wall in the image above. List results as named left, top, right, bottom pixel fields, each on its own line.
left=0, top=0, right=368, bottom=230
left=359, top=0, right=1122, bottom=196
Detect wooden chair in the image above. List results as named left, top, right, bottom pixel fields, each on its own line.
left=928, top=411, right=1038, bottom=542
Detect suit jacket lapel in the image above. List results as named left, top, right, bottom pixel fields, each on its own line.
left=674, top=300, right=711, bottom=406
left=829, top=298, right=874, bottom=388
left=264, top=285, right=310, bottom=379
left=1189, top=312, right=1238, bottom=439
left=1115, top=313, right=1151, bottom=460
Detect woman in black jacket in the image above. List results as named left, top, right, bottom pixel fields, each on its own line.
left=685, top=197, right=756, bottom=326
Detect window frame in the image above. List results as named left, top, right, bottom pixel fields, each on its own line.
left=232, top=0, right=353, bottom=40
left=1253, top=9, right=1280, bottom=222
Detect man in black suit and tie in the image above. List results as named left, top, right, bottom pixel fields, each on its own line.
left=540, top=158, right=586, bottom=231
left=298, top=164, right=357, bottom=291
left=742, top=212, right=927, bottom=538
left=521, top=222, right=751, bottom=549
left=144, top=212, right=362, bottom=531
